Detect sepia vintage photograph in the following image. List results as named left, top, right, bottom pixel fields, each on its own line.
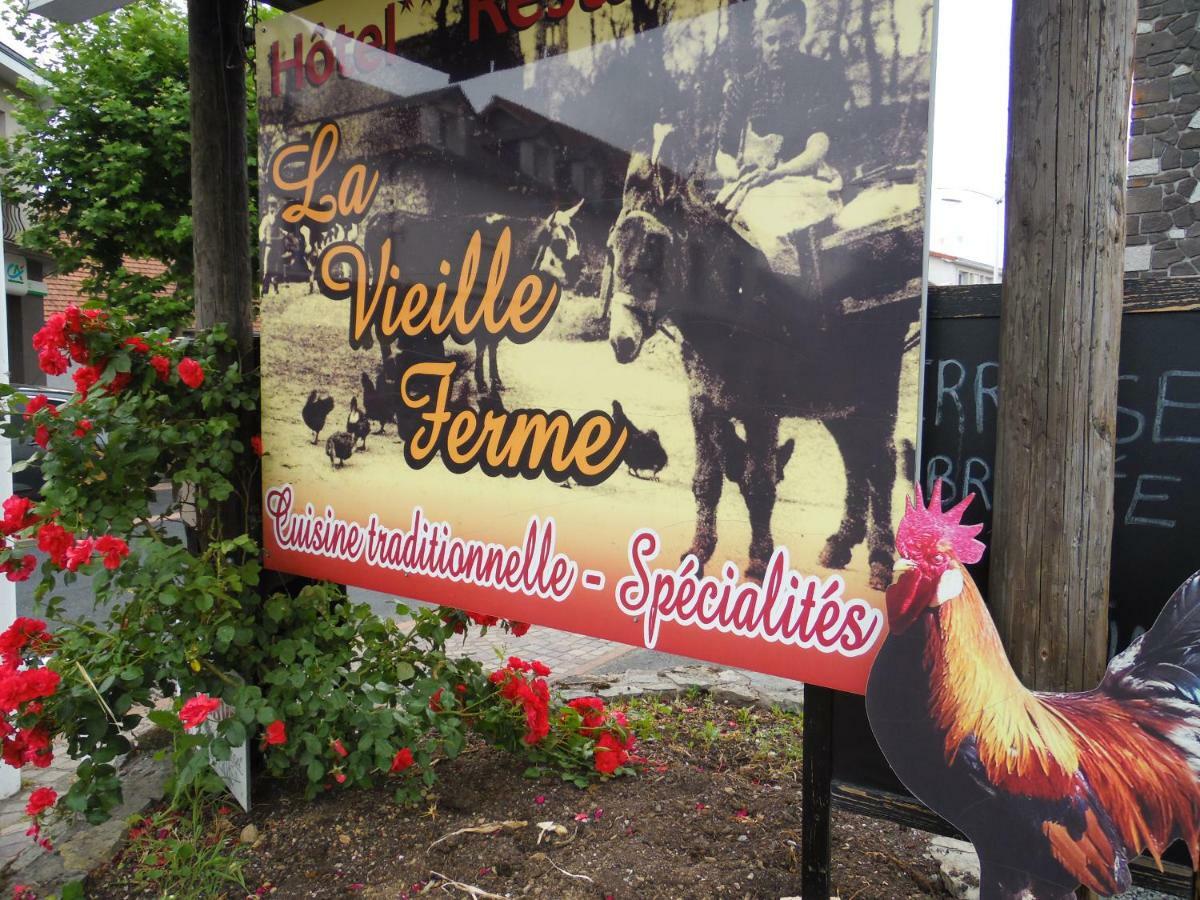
left=256, top=0, right=933, bottom=690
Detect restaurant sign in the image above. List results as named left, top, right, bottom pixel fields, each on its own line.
left=255, top=0, right=934, bottom=693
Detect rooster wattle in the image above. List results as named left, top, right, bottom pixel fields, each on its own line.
left=866, top=481, right=1200, bottom=899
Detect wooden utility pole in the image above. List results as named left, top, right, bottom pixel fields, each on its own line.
left=188, top=0, right=254, bottom=360
left=989, top=0, right=1136, bottom=693
left=187, top=0, right=255, bottom=552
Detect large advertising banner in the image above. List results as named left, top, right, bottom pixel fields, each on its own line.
left=256, top=0, right=934, bottom=694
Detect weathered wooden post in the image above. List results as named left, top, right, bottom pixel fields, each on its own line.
left=186, top=0, right=256, bottom=549
left=989, top=0, right=1136, bottom=693
left=187, top=0, right=254, bottom=359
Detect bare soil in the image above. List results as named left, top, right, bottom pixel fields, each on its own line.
left=88, top=697, right=951, bottom=899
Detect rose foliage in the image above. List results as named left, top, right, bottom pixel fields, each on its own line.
left=0, top=309, right=635, bottom=843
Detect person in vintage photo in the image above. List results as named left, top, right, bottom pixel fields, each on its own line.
left=259, top=195, right=280, bottom=295
left=713, top=0, right=850, bottom=289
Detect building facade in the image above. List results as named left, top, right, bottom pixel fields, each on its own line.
left=1126, top=0, right=1200, bottom=278
left=0, top=42, right=56, bottom=388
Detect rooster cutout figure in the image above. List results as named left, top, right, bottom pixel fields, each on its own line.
left=866, top=481, right=1200, bottom=899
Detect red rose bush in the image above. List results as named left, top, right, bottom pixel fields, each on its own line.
left=0, top=307, right=636, bottom=845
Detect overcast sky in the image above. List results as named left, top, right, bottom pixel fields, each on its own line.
left=0, top=0, right=1013, bottom=259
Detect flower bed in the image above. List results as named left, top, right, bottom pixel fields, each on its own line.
left=84, top=695, right=950, bottom=899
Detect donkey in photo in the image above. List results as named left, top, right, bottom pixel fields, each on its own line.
left=604, top=134, right=915, bottom=588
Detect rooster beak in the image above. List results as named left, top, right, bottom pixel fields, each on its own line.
left=893, top=558, right=918, bottom=577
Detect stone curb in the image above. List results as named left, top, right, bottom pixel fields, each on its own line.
left=0, top=748, right=171, bottom=898
left=554, top=663, right=806, bottom=711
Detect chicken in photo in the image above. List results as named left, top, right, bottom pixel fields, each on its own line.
left=325, top=432, right=354, bottom=468
left=347, top=396, right=371, bottom=451
left=611, top=400, right=667, bottom=479
left=302, top=390, right=335, bottom=445
left=867, top=482, right=1200, bottom=899
left=360, top=372, right=392, bottom=435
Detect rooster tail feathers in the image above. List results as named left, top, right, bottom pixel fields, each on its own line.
left=1102, top=570, right=1200, bottom=706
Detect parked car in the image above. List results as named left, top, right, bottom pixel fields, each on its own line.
left=5, top=384, right=73, bottom=497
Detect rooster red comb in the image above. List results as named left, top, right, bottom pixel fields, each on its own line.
left=896, top=480, right=985, bottom=565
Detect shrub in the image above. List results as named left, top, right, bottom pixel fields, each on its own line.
left=0, top=308, right=635, bottom=848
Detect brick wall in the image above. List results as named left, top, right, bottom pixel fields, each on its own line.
left=1127, top=0, right=1200, bottom=277
left=43, top=257, right=167, bottom=315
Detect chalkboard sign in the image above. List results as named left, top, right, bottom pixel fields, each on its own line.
left=828, top=279, right=1200, bottom=895
left=917, top=286, right=1200, bottom=650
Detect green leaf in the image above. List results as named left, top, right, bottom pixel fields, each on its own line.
left=266, top=596, right=288, bottom=622
left=147, top=709, right=178, bottom=731
left=276, top=639, right=296, bottom=665
left=306, top=759, right=324, bottom=782
left=222, top=719, right=247, bottom=747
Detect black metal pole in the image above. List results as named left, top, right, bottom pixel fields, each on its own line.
left=802, top=684, right=834, bottom=898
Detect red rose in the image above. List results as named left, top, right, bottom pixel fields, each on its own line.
left=73, top=419, right=93, bottom=439
left=333, top=772, right=347, bottom=784
left=17, top=727, right=53, bottom=768
left=567, top=697, right=606, bottom=715
left=104, top=372, right=131, bottom=396
left=179, top=694, right=222, bottom=730
left=23, top=395, right=50, bottom=420
left=530, top=660, right=551, bottom=677
left=63, top=306, right=83, bottom=334
left=33, top=425, right=50, bottom=450
left=508, top=621, right=530, bottom=637
left=67, top=339, right=90, bottom=365
left=62, top=538, right=95, bottom=572
left=0, top=618, right=48, bottom=656
left=593, top=731, right=628, bottom=775
left=264, top=720, right=287, bottom=746
left=24, top=787, right=56, bottom=817
left=0, top=670, right=61, bottom=712
left=95, top=535, right=129, bottom=570
left=123, top=336, right=150, bottom=354
left=37, top=523, right=74, bottom=566
left=250, top=435, right=263, bottom=457
left=36, top=349, right=68, bottom=376
left=568, top=697, right=608, bottom=734
left=71, top=365, right=102, bottom=398
left=525, top=679, right=551, bottom=744
left=2, top=496, right=36, bottom=534
left=390, top=747, right=414, bottom=773
left=177, top=358, right=204, bottom=389
left=331, top=738, right=348, bottom=758
left=3, top=555, right=36, bottom=583
left=429, top=688, right=443, bottom=713
left=506, top=656, right=531, bottom=673
left=149, top=355, right=171, bottom=382
left=468, top=611, right=498, bottom=627
left=32, top=315, right=66, bottom=353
